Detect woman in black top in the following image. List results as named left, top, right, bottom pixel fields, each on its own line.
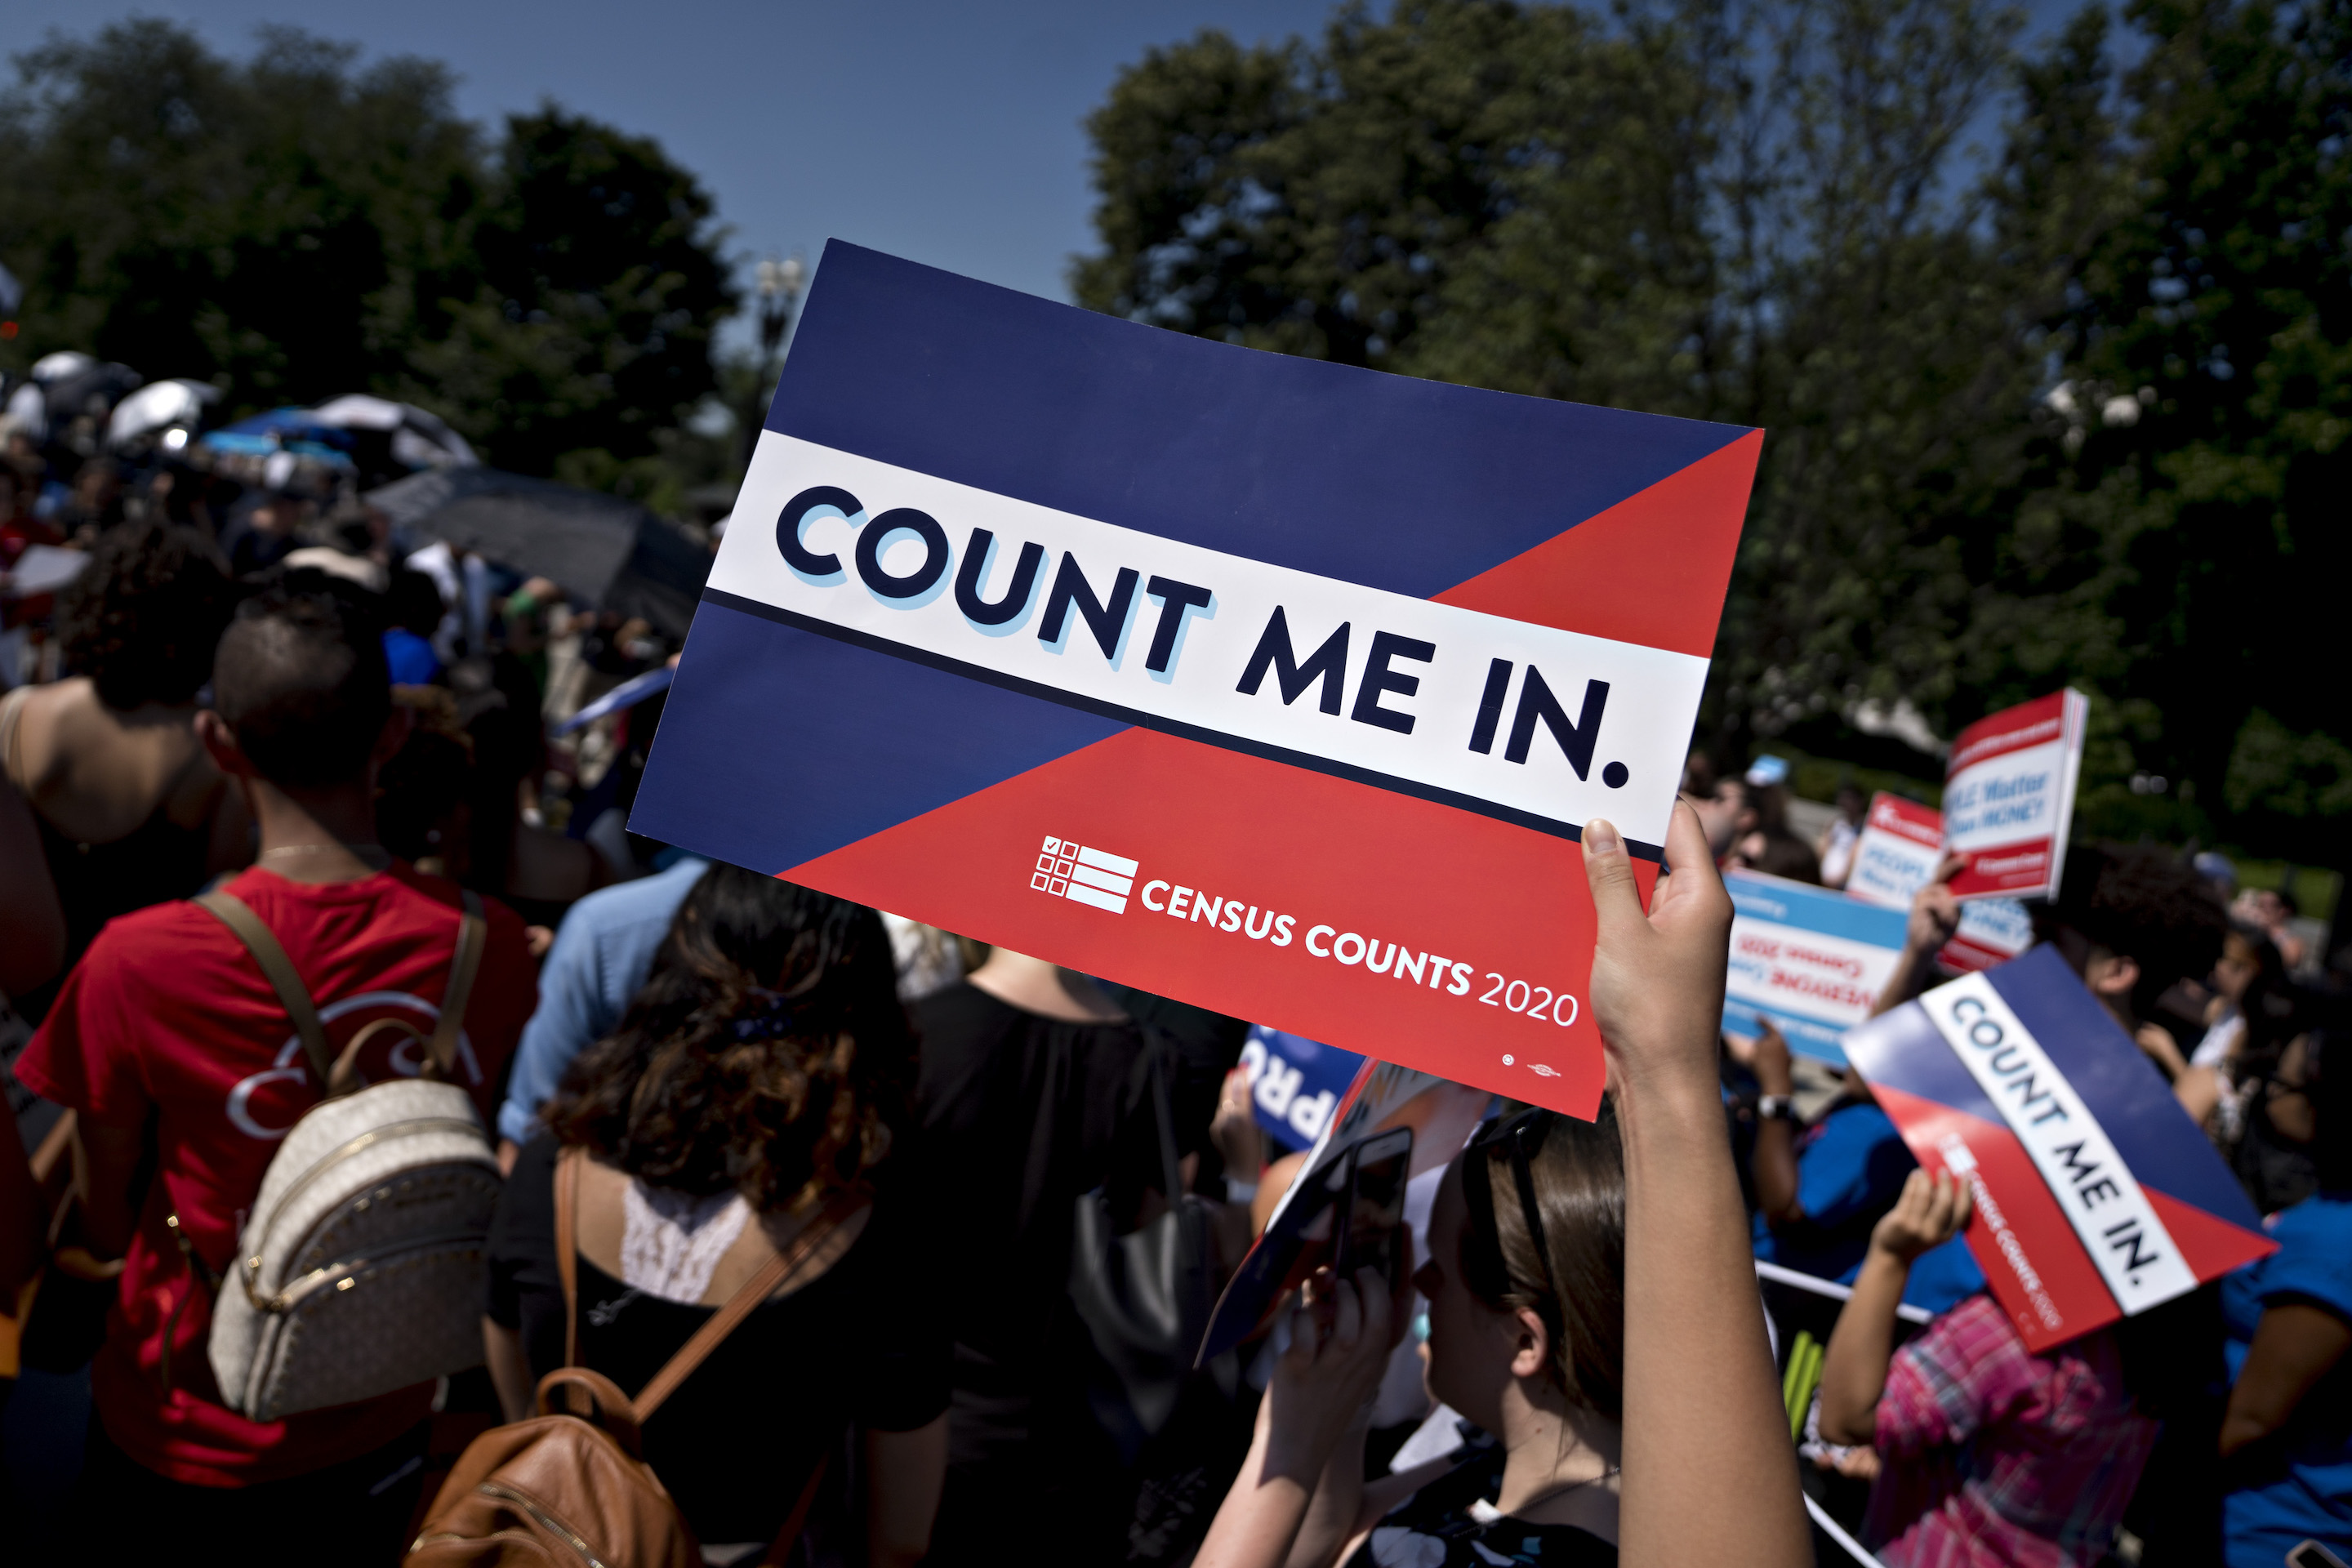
left=483, top=867, right=950, bottom=1566
left=911, top=948, right=1225, bottom=1566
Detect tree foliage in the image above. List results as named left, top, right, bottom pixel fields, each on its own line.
left=1076, top=0, right=2352, bottom=860
left=0, top=20, right=735, bottom=477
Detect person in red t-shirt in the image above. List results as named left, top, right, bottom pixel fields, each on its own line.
left=17, top=584, right=535, bottom=1565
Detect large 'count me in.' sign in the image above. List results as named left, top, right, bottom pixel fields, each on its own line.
left=754, top=458, right=1702, bottom=843
left=634, top=242, right=1762, bottom=1117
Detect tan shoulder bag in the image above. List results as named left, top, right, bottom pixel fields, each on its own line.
left=406, top=1149, right=856, bottom=1567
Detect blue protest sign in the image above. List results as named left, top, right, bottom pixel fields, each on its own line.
left=1237, top=1026, right=1364, bottom=1151
left=1724, top=870, right=1912, bottom=1065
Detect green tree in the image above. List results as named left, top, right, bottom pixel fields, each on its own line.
left=0, top=22, right=479, bottom=409
left=1076, top=0, right=2352, bottom=862
left=1077, top=0, right=2033, bottom=746
left=0, top=20, right=736, bottom=479
left=1994, top=0, right=2352, bottom=856
left=405, top=106, right=734, bottom=477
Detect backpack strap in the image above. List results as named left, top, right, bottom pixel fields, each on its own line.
left=631, top=1188, right=863, bottom=1422
left=428, top=892, right=488, bottom=1080
left=196, top=886, right=486, bottom=1097
left=557, top=1146, right=582, bottom=1368
left=196, top=890, right=332, bottom=1089
left=551, top=1151, right=854, bottom=1563
left=554, top=1144, right=861, bottom=1410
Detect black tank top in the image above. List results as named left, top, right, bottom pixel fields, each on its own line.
left=1345, top=1446, right=1619, bottom=1568
left=3, top=692, right=214, bottom=1021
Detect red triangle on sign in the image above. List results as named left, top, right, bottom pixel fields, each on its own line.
left=2144, top=1184, right=2278, bottom=1285
left=1433, top=429, right=1762, bottom=658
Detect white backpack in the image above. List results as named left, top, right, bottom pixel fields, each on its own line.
left=189, top=888, right=503, bottom=1423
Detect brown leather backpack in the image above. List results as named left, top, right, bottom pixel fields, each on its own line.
left=405, top=1150, right=856, bottom=1567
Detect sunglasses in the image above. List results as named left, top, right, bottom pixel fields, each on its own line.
left=1462, top=1107, right=1557, bottom=1307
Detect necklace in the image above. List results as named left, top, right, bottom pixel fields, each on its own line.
left=1514, top=1463, right=1621, bottom=1512
left=260, top=842, right=392, bottom=868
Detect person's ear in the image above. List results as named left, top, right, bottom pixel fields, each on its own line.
left=370, top=704, right=415, bottom=768
left=1509, top=1305, right=1552, bottom=1382
left=2088, top=951, right=2140, bottom=1000
left=194, top=710, right=255, bottom=779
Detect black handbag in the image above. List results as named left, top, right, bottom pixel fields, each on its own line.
left=1067, top=1033, right=1216, bottom=1465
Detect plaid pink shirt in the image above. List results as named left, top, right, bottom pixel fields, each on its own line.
left=1867, top=1294, right=2158, bottom=1568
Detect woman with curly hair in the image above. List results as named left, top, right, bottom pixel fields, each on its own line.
left=483, top=865, right=950, bottom=1566
left=0, top=520, right=243, bottom=1016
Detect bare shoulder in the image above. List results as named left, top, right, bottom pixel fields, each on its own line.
left=13, top=681, right=207, bottom=838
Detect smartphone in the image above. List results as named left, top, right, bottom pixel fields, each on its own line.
left=1332, top=1127, right=1414, bottom=1283
left=2290, top=1542, right=2350, bottom=1568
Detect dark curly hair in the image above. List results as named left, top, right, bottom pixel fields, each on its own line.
left=1460, top=1102, right=1628, bottom=1417
left=547, top=866, right=914, bottom=1214
left=2043, top=844, right=2231, bottom=1021
left=57, top=522, right=237, bottom=709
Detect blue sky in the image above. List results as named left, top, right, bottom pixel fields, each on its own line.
left=1, top=1, right=1336, bottom=310
left=4, top=0, right=2095, bottom=322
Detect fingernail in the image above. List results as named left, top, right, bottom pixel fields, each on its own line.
left=1584, top=818, right=1622, bottom=857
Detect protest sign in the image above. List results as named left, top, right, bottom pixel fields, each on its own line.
left=1845, top=792, right=1942, bottom=910
left=631, top=242, right=1761, bottom=1118
left=1942, top=898, right=2034, bottom=973
left=1842, top=945, right=2273, bottom=1352
left=1237, top=1026, right=1363, bottom=1152
left=1723, top=870, right=1909, bottom=1065
left=1842, top=791, right=2033, bottom=974
left=554, top=663, right=674, bottom=736
left=1943, top=690, right=2088, bottom=902
left=1199, top=1058, right=1487, bottom=1362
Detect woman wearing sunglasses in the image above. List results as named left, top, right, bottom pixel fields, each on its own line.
left=1195, top=805, right=1811, bottom=1568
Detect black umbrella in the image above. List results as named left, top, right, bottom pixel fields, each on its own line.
left=366, top=466, right=711, bottom=639
left=43, top=361, right=144, bottom=426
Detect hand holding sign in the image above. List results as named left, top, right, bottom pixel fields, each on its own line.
left=1582, top=806, right=1735, bottom=1104
left=1870, top=1169, right=1974, bottom=1263
left=1904, top=855, right=1965, bottom=956
left=1585, top=801, right=1815, bottom=1567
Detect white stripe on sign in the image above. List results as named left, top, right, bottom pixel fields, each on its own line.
left=1918, top=972, right=2195, bottom=1314
left=1062, top=881, right=1128, bottom=914
left=1076, top=845, right=1138, bottom=876
left=707, top=432, right=1713, bottom=848
left=1067, top=862, right=1134, bottom=897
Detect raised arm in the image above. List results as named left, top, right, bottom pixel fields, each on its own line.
left=1582, top=804, right=1810, bottom=1568
left=1817, top=1169, right=1970, bottom=1445
left=1748, top=1021, right=1802, bottom=1224
left=1194, top=1268, right=1396, bottom=1568
left=1873, top=855, right=1963, bottom=1017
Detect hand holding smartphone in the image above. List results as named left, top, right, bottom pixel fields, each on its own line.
left=1332, top=1127, right=1413, bottom=1285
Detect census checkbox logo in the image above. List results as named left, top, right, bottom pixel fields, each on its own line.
left=1031, top=835, right=1138, bottom=914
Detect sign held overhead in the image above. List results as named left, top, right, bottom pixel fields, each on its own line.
left=633, top=243, right=1762, bottom=1117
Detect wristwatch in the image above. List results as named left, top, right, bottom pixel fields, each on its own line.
left=1756, top=1094, right=1797, bottom=1123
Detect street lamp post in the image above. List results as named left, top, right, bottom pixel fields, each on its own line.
left=741, top=252, right=806, bottom=473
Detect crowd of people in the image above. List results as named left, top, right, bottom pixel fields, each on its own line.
left=0, top=451, right=2344, bottom=1568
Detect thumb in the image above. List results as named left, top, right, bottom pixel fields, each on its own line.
left=1582, top=817, right=1645, bottom=938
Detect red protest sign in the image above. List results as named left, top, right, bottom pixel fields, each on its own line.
left=1942, top=690, right=2087, bottom=902
left=1844, top=791, right=2032, bottom=974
